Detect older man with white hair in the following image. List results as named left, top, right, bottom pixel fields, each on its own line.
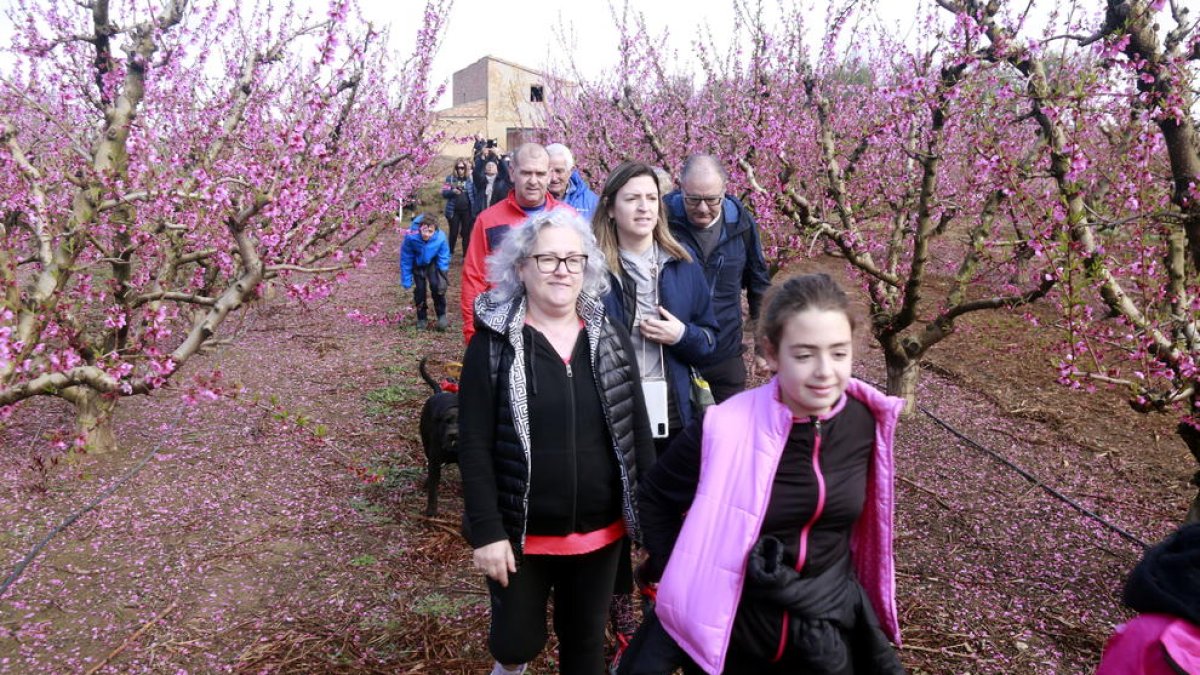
left=545, top=143, right=599, bottom=219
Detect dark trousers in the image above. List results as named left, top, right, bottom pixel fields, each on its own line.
left=699, top=352, right=747, bottom=404
left=412, top=273, right=446, bottom=321
left=617, top=609, right=851, bottom=675
left=459, top=212, right=474, bottom=256
left=449, top=207, right=473, bottom=256
left=615, top=608, right=704, bottom=675
left=488, top=539, right=624, bottom=674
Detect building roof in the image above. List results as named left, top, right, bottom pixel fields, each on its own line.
left=462, top=55, right=573, bottom=85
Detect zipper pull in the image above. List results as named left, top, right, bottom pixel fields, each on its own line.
left=813, top=418, right=822, bottom=435
left=566, top=362, right=573, bottom=378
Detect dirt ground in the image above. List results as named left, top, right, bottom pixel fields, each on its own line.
left=0, top=228, right=1193, bottom=674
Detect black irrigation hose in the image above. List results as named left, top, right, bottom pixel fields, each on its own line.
left=0, top=436, right=172, bottom=598
left=1, top=314, right=259, bottom=600
left=870, top=376, right=1151, bottom=550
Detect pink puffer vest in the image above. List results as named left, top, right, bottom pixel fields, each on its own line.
left=654, top=377, right=904, bottom=674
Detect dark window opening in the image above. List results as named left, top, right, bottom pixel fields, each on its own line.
left=530, top=85, right=544, bottom=102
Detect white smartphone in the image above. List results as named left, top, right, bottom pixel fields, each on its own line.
left=641, top=378, right=670, bottom=439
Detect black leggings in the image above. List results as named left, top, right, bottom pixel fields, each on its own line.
left=488, top=539, right=624, bottom=674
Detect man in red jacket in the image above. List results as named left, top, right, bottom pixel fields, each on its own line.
left=460, top=143, right=573, bottom=343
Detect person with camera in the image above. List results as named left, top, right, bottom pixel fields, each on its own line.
left=473, top=139, right=511, bottom=209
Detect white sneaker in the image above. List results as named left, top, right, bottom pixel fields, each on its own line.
left=489, top=663, right=527, bottom=675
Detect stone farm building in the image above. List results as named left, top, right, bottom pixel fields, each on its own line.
left=433, top=56, right=574, bottom=157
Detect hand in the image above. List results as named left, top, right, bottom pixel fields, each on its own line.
left=640, top=306, right=684, bottom=346
left=473, top=540, right=516, bottom=587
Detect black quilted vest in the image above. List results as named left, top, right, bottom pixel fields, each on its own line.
left=479, top=294, right=644, bottom=558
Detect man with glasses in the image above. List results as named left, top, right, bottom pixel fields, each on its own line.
left=460, top=143, right=574, bottom=343
left=441, top=160, right=476, bottom=257
left=665, top=154, right=772, bottom=402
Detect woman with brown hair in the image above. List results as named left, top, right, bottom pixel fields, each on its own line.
left=592, top=160, right=717, bottom=456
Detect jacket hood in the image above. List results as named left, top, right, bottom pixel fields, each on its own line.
left=1124, top=522, right=1200, bottom=624
left=567, top=169, right=591, bottom=195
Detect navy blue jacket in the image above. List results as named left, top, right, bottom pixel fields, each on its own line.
left=665, top=192, right=772, bottom=364
left=441, top=173, right=475, bottom=221
left=602, top=257, right=717, bottom=428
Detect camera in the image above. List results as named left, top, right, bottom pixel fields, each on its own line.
left=486, top=139, right=497, bottom=149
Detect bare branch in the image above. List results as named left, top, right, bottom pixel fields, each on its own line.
left=132, top=291, right=217, bottom=307
left=96, top=190, right=204, bottom=212
left=265, top=263, right=353, bottom=275
left=616, top=84, right=669, bottom=168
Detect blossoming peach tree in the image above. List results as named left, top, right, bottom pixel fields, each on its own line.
left=551, top=0, right=1200, bottom=517
left=945, top=0, right=1200, bottom=521
left=0, top=0, right=448, bottom=453
left=547, top=1, right=1059, bottom=410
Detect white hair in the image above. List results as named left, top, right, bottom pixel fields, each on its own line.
left=544, top=143, right=576, bottom=170
left=486, top=209, right=610, bottom=303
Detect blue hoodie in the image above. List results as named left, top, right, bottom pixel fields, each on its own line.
left=399, top=228, right=451, bottom=289
left=562, top=169, right=600, bottom=220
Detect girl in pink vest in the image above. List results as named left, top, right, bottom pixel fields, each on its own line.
left=619, top=273, right=906, bottom=674
left=1095, top=523, right=1200, bottom=675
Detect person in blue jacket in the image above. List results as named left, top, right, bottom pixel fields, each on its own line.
left=593, top=160, right=717, bottom=457
left=400, top=213, right=452, bottom=331
left=665, top=155, right=772, bottom=403
left=547, top=143, right=600, bottom=220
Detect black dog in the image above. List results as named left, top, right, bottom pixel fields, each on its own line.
left=419, top=357, right=459, bottom=516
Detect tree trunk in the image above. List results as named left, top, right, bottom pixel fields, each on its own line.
left=1177, top=421, right=1200, bottom=525
left=67, top=387, right=118, bottom=454
left=883, top=348, right=920, bottom=417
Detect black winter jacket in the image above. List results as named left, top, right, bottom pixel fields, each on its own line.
left=1123, top=522, right=1200, bottom=624
left=458, top=290, right=655, bottom=559
left=739, top=536, right=904, bottom=673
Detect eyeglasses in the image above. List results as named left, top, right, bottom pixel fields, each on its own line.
left=527, top=254, right=588, bottom=274
left=455, top=165, right=467, bottom=170
left=682, top=193, right=723, bottom=208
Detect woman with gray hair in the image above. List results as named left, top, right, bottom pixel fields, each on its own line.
left=457, top=209, right=656, bottom=675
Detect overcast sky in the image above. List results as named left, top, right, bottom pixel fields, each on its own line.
left=0, top=0, right=792, bottom=107
left=362, top=0, right=770, bottom=109
left=0, top=0, right=1067, bottom=109
left=358, top=0, right=928, bottom=110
